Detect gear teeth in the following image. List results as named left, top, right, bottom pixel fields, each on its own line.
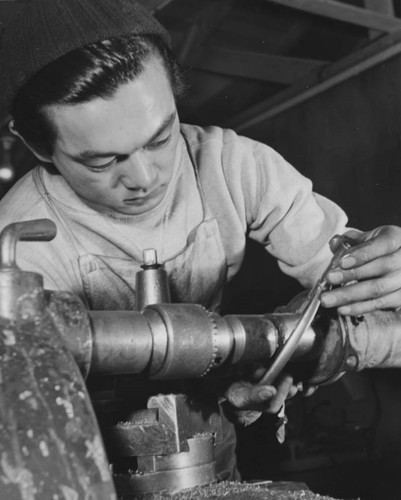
left=200, top=307, right=219, bottom=377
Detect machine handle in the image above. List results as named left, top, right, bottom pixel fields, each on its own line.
left=259, top=234, right=358, bottom=386
left=0, top=218, right=57, bottom=268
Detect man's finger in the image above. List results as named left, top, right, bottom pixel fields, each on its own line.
left=336, top=289, right=401, bottom=315
left=321, top=273, right=401, bottom=308
left=327, top=252, right=401, bottom=285
left=225, top=381, right=276, bottom=409
left=340, top=226, right=401, bottom=268
left=268, top=374, right=296, bottom=413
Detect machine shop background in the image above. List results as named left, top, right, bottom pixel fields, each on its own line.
left=1, top=1, right=401, bottom=498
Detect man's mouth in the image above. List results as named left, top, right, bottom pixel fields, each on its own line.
left=124, top=196, right=149, bottom=205
left=123, top=185, right=164, bottom=205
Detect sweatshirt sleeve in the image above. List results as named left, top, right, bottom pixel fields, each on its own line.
left=221, top=131, right=349, bottom=288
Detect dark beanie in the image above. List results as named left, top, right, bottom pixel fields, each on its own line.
left=0, top=0, right=171, bottom=114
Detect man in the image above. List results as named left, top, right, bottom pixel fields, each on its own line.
left=1, top=0, right=401, bottom=481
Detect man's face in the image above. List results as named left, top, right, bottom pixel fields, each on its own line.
left=45, top=56, right=180, bottom=216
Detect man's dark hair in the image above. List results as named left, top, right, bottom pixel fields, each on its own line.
left=12, top=34, right=187, bottom=155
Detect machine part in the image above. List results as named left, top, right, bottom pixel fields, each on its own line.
left=0, top=263, right=45, bottom=320
left=0, top=219, right=57, bottom=319
left=135, top=480, right=338, bottom=499
left=145, top=304, right=219, bottom=378
left=53, top=275, right=398, bottom=389
left=107, top=394, right=222, bottom=457
left=272, top=308, right=401, bottom=386
left=342, top=310, right=401, bottom=371
left=0, top=218, right=57, bottom=269
left=82, top=306, right=291, bottom=379
left=135, top=248, right=171, bottom=310
left=84, top=304, right=222, bottom=379
left=258, top=234, right=357, bottom=386
left=61, top=303, right=326, bottom=382
left=4, top=219, right=401, bottom=499
left=46, top=290, right=93, bottom=379
left=114, top=436, right=217, bottom=495
left=84, top=309, right=322, bottom=498
left=109, top=394, right=221, bottom=495
left=230, top=313, right=317, bottom=364
left=89, top=310, right=153, bottom=375
left=294, top=312, right=349, bottom=386
left=0, top=219, right=116, bottom=499
left=78, top=307, right=316, bottom=380
left=0, top=303, right=117, bottom=499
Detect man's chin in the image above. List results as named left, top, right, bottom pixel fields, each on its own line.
left=100, top=201, right=159, bottom=217
left=82, top=195, right=162, bottom=217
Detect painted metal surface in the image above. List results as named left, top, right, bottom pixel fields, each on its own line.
left=0, top=219, right=116, bottom=499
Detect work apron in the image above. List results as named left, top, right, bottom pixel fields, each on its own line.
left=34, top=134, right=240, bottom=481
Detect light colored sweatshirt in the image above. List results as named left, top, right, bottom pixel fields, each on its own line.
left=0, top=124, right=347, bottom=309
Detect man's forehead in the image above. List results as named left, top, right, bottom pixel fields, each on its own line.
left=48, top=58, right=177, bottom=157
left=55, top=109, right=177, bottom=160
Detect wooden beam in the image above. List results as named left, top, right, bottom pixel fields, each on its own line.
left=364, top=0, right=394, bottom=17
left=180, top=72, right=233, bottom=118
left=363, top=0, right=395, bottom=39
left=193, top=47, right=328, bottom=84
left=137, top=0, right=175, bottom=12
left=223, top=30, right=401, bottom=132
left=176, top=23, right=203, bottom=64
left=264, top=0, right=401, bottom=33
left=175, top=0, right=234, bottom=66
left=0, top=2, right=29, bottom=34
left=157, top=0, right=232, bottom=25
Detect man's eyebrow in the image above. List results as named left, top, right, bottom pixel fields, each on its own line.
left=69, top=111, right=177, bottom=162
left=70, top=150, right=115, bottom=161
left=145, top=111, right=176, bottom=146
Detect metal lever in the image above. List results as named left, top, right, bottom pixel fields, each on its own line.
left=0, top=218, right=57, bottom=268
left=259, top=234, right=358, bottom=386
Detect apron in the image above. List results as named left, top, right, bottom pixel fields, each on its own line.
left=34, top=133, right=240, bottom=481
left=38, top=134, right=228, bottom=312
left=77, top=215, right=227, bottom=311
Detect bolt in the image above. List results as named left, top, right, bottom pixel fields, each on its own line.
left=142, top=248, right=158, bottom=266
left=346, top=355, right=358, bottom=369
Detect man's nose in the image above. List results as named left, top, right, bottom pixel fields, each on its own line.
left=119, top=153, right=155, bottom=191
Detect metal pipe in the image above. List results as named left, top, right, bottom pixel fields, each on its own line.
left=89, top=311, right=153, bottom=375
left=135, top=249, right=171, bottom=311
left=0, top=219, right=57, bottom=268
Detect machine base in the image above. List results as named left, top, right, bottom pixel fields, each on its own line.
left=120, top=480, right=341, bottom=499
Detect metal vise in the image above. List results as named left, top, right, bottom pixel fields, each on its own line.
left=1, top=219, right=401, bottom=499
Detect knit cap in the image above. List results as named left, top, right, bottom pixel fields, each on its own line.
left=0, top=0, right=171, bottom=114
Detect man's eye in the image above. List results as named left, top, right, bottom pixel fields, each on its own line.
left=145, top=135, right=171, bottom=151
left=86, top=158, right=116, bottom=171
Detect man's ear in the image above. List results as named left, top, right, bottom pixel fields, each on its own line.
left=8, top=120, right=52, bottom=163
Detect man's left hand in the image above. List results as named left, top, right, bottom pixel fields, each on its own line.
left=224, top=373, right=298, bottom=426
left=321, top=225, right=401, bottom=315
